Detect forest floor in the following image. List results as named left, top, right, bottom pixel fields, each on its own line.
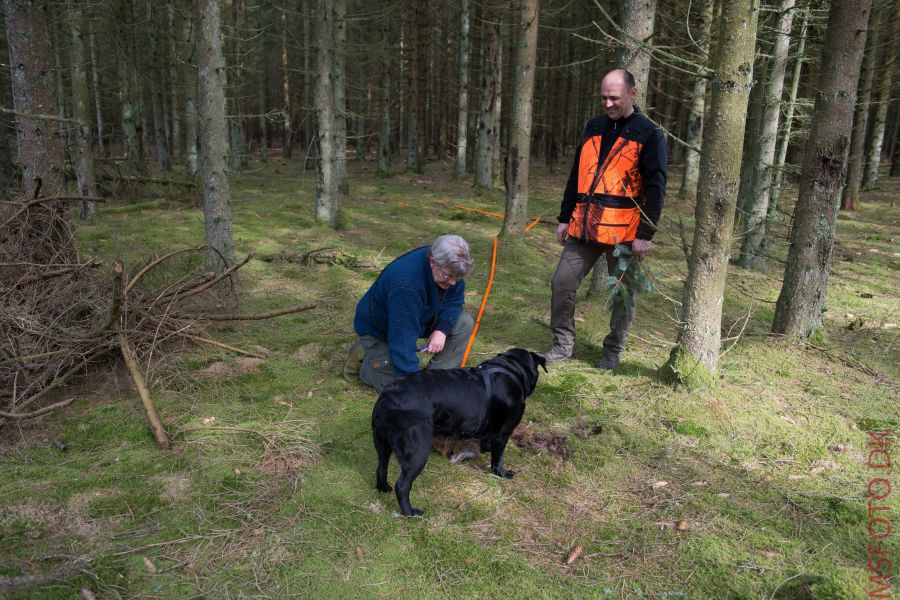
left=1, top=155, right=898, bottom=599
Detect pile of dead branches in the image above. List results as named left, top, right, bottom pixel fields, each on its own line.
left=1, top=198, right=314, bottom=447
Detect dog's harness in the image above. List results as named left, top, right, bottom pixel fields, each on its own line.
left=476, top=360, right=530, bottom=403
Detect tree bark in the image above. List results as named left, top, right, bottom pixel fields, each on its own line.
left=144, top=0, right=171, bottom=171
left=773, top=0, right=873, bottom=339
left=281, top=10, right=293, bottom=158
left=501, top=0, right=539, bottom=238
left=474, top=0, right=500, bottom=188
left=737, top=0, right=796, bottom=269
left=840, top=4, right=879, bottom=211
left=678, top=0, right=714, bottom=201
left=407, top=0, right=423, bottom=172
left=616, top=0, right=657, bottom=108
left=862, top=6, right=898, bottom=189
left=196, top=0, right=235, bottom=272
left=315, top=0, right=339, bottom=226
left=454, top=0, right=470, bottom=179
left=4, top=0, right=66, bottom=199
left=68, top=0, right=98, bottom=219
left=660, top=0, right=760, bottom=387
left=183, top=12, right=200, bottom=176
left=768, top=7, right=808, bottom=222
left=377, top=16, right=392, bottom=175
left=88, top=31, right=105, bottom=156
left=333, top=0, right=348, bottom=191
left=116, top=0, right=142, bottom=176
left=228, top=0, right=247, bottom=171
left=166, top=1, right=181, bottom=162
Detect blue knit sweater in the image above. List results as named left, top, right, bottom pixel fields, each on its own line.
left=353, top=246, right=465, bottom=375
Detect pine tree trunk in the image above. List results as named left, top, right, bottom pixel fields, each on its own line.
left=772, top=0, right=873, bottom=339
left=228, top=0, right=247, bottom=172
left=333, top=0, right=348, bottom=192
left=660, top=0, right=760, bottom=387
left=5, top=0, right=66, bottom=199
left=737, top=0, right=795, bottom=269
left=862, top=7, right=898, bottom=189
left=501, top=0, right=539, bottom=238
left=258, top=9, right=270, bottom=163
left=356, top=77, right=368, bottom=161
left=454, top=0, right=470, bottom=179
left=768, top=7, right=808, bottom=221
left=407, top=0, right=423, bottom=173
left=281, top=11, right=293, bottom=158
left=68, top=0, right=98, bottom=219
left=474, top=0, right=500, bottom=188
left=166, top=1, right=181, bottom=162
left=183, top=13, right=200, bottom=176
left=491, top=13, right=504, bottom=188
left=144, top=0, right=170, bottom=171
left=840, top=7, right=879, bottom=211
left=302, top=0, right=313, bottom=151
left=196, top=0, right=235, bottom=272
left=617, top=0, right=657, bottom=108
left=315, top=0, right=339, bottom=226
left=736, top=54, right=768, bottom=224
left=88, top=31, right=105, bottom=156
left=117, top=0, right=142, bottom=176
left=678, top=0, right=714, bottom=201
left=377, top=17, right=392, bottom=175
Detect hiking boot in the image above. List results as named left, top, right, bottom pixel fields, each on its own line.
left=342, top=340, right=365, bottom=383
left=596, top=351, right=620, bottom=371
left=541, top=346, right=572, bottom=363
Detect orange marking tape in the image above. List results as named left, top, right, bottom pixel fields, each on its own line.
left=524, top=215, right=542, bottom=231
left=452, top=204, right=505, bottom=219
left=460, top=236, right=498, bottom=367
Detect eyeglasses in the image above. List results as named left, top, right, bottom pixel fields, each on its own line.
left=432, top=261, right=459, bottom=284
left=435, top=265, right=457, bottom=283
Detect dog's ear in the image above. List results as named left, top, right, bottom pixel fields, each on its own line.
left=532, top=351, right=548, bottom=373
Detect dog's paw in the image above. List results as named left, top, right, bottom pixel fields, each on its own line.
left=491, top=469, right=516, bottom=479
left=491, top=467, right=516, bottom=479
left=377, top=483, right=392, bottom=493
left=403, top=507, right=424, bottom=517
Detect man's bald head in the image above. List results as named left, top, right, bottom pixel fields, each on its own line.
left=603, top=68, right=636, bottom=91
left=600, top=68, right=637, bottom=121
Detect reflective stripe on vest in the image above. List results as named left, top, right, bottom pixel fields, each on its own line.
left=567, top=134, right=644, bottom=245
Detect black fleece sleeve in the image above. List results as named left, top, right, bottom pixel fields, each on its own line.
left=636, top=126, right=668, bottom=241
left=557, top=122, right=591, bottom=223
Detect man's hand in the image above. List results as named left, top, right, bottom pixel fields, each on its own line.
left=632, top=238, right=653, bottom=261
left=424, top=330, right=447, bottom=354
left=556, top=223, right=569, bottom=245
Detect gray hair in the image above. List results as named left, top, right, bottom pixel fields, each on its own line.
left=429, top=235, right=473, bottom=277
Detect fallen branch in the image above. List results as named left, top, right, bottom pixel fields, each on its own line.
left=100, top=174, right=196, bottom=188
left=164, top=253, right=252, bottom=303
left=126, top=246, right=205, bottom=293
left=119, top=333, right=169, bottom=450
left=176, top=332, right=265, bottom=358
left=0, top=396, right=76, bottom=419
left=0, top=195, right=107, bottom=228
left=203, top=303, right=316, bottom=321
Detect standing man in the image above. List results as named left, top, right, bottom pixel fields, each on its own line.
left=343, top=234, right=475, bottom=392
left=543, top=69, right=667, bottom=369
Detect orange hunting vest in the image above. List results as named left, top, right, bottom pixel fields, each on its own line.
left=566, top=135, right=644, bottom=245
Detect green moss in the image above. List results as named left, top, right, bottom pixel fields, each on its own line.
left=658, top=345, right=718, bottom=390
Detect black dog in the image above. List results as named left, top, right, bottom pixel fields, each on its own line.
left=371, top=348, right=547, bottom=516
